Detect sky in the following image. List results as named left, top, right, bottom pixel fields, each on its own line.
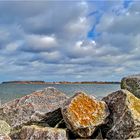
left=0, top=0, right=140, bottom=82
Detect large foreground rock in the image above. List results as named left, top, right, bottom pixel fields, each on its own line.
left=102, top=89, right=140, bottom=139
left=0, top=87, right=68, bottom=130
left=10, top=125, right=67, bottom=140
left=62, top=92, right=109, bottom=138
left=121, top=75, right=140, bottom=98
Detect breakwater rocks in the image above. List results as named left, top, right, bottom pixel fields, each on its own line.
left=0, top=87, right=68, bottom=130
left=0, top=76, right=140, bottom=140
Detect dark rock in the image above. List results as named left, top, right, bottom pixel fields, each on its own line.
left=61, top=92, right=109, bottom=138
left=40, top=108, right=64, bottom=127
left=0, top=87, right=68, bottom=130
left=55, top=119, right=66, bottom=128
left=121, top=75, right=140, bottom=98
left=90, top=128, right=103, bottom=139
left=66, top=129, right=77, bottom=139
left=10, top=125, right=68, bottom=140
left=102, top=89, right=140, bottom=139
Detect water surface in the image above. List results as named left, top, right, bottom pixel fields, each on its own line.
left=0, top=83, right=120, bottom=104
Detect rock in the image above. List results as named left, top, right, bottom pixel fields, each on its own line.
left=61, top=92, right=109, bottom=138
left=0, top=120, right=11, bottom=135
left=121, top=75, right=140, bottom=98
left=128, top=138, right=140, bottom=140
left=90, top=128, right=103, bottom=139
left=102, top=89, right=140, bottom=139
left=10, top=125, right=68, bottom=140
left=0, top=134, right=11, bottom=140
left=55, top=119, right=66, bottom=128
left=36, top=107, right=64, bottom=127
left=0, top=87, right=68, bottom=130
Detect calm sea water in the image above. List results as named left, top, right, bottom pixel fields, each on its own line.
left=0, top=83, right=120, bottom=104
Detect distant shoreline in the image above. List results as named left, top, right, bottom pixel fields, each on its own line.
left=1, top=81, right=120, bottom=85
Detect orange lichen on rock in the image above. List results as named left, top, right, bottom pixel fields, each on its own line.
left=62, top=92, right=109, bottom=137
left=68, top=93, right=106, bottom=126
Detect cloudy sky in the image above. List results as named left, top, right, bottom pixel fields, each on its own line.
left=0, top=0, right=139, bottom=82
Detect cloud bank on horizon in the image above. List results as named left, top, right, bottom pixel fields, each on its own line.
left=0, top=0, right=139, bottom=82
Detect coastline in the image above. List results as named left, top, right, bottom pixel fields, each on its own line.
left=1, top=81, right=120, bottom=85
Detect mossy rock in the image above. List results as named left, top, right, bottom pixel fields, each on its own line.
left=121, top=75, right=140, bottom=98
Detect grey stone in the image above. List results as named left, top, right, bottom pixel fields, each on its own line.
left=0, top=87, right=68, bottom=130
left=121, top=75, right=140, bottom=98
left=102, top=89, right=140, bottom=139
left=10, top=125, right=68, bottom=140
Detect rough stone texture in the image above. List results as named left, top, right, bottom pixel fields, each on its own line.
left=129, top=138, right=140, bottom=140
left=0, top=120, right=11, bottom=135
left=62, top=92, right=109, bottom=138
left=0, top=87, right=68, bottom=130
left=128, top=137, right=140, bottom=140
left=102, top=89, right=140, bottom=139
left=0, top=134, right=11, bottom=140
left=121, top=75, right=140, bottom=98
left=10, top=125, right=68, bottom=140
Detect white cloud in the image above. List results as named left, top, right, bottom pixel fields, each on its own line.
left=0, top=0, right=140, bottom=82
left=24, top=34, right=58, bottom=52
left=65, top=17, right=90, bottom=39
left=88, top=1, right=140, bottom=78
left=40, top=51, right=62, bottom=63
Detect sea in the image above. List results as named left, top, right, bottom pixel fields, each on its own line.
left=0, top=83, right=120, bottom=104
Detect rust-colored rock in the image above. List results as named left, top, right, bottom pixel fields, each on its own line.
left=61, top=92, right=109, bottom=138
left=102, top=89, right=140, bottom=139
left=10, top=125, right=67, bottom=140
left=0, top=134, right=11, bottom=140
left=0, top=87, right=68, bottom=130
